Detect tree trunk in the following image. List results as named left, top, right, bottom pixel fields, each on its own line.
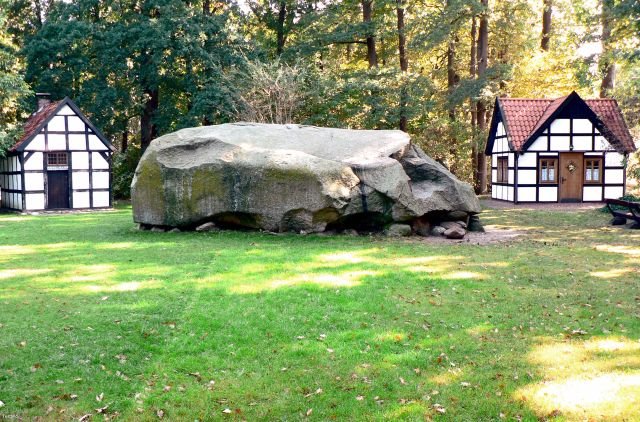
left=475, top=0, right=488, bottom=194
left=470, top=16, right=478, bottom=182
left=121, top=130, right=128, bottom=153
left=276, top=1, right=287, bottom=56
left=397, top=0, right=408, bottom=132
left=599, top=0, right=615, bottom=97
left=541, top=0, right=552, bottom=51
left=203, top=0, right=211, bottom=15
left=140, top=88, right=159, bottom=152
left=362, top=1, right=378, bottom=68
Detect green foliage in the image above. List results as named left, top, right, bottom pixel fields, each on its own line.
left=0, top=1, right=32, bottom=156
left=111, top=146, right=142, bottom=199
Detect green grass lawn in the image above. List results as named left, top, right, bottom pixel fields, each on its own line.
left=0, top=205, right=639, bottom=421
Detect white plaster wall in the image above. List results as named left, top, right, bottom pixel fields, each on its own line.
left=48, top=134, right=66, bottom=150
left=583, top=186, right=602, bottom=201
left=572, top=136, right=592, bottom=151
left=549, top=135, right=571, bottom=151
left=497, top=122, right=505, bottom=137
left=23, top=152, right=43, bottom=170
left=528, top=136, right=547, bottom=151
left=69, top=134, right=86, bottom=150
left=25, top=134, right=45, bottom=151
left=518, top=153, right=537, bottom=167
left=72, top=172, right=90, bottom=190
left=24, top=172, right=44, bottom=191
left=550, top=118, right=570, bottom=133
left=595, top=136, right=613, bottom=151
left=25, top=193, right=45, bottom=210
left=492, top=155, right=497, bottom=167
left=605, top=169, right=624, bottom=184
left=73, top=191, right=90, bottom=208
left=67, top=115, right=85, bottom=132
left=89, top=135, right=108, bottom=151
left=507, top=186, right=514, bottom=201
left=508, top=169, right=515, bottom=184
left=92, top=172, right=109, bottom=189
left=517, top=169, right=536, bottom=185
left=92, top=153, right=109, bottom=169
left=604, top=186, right=624, bottom=199
left=48, top=116, right=66, bottom=132
left=518, top=187, right=536, bottom=201
left=539, top=186, right=558, bottom=202
left=605, top=152, right=624, bottom=167
left=73, top=152, right=89, bottom=170
left=508, top=153, right=515, bottom=167
left=573, top=119, right=592, bottom=133
left=491, top=169, right=497, bottom=182
left=57, top=105, right=75, bottom=115
left=93, top=191, right=109, bottom=207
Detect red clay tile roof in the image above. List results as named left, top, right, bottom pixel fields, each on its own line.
left=585, top=99, right=636, bottom=153
left=9, top=100, right=64, bottom=152
left=497, top=95, right=636, bottom=153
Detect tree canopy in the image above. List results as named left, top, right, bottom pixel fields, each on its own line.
left=1, top=0, right=638, bottom=190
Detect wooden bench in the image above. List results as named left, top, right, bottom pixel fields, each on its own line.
left=605, top=199, right=640, bottom=228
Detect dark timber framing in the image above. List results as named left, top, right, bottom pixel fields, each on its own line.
left=0, top=97, right=115, bottom=211
left=486, top=92, right=635, bottom=204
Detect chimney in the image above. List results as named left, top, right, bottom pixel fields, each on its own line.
left=36, top=93, right=52, bottom=112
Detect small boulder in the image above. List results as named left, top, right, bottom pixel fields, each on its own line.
left=440, top=221, right=464, bottom=230
left=444, top=226, right=466, bottom=239
left=196, top=222, right=218, bottom=232
left=467, top=215, right=485, bottom=232
left=150, top=226, right=166, bottom=233
left=430, top=226, right=446, bottom=236
left=611, top=216, right=627, bottom=226
left=385, top=224, right=412, bottom=237
left=168, top=228, right=181, bottom=233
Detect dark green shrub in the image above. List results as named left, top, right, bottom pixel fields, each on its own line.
left=112, top=146, right=141, bottom=199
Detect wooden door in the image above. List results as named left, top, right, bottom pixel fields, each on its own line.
left=559, top=152, right=583, bottom=202
left=47, top=171, right=70, bottom=209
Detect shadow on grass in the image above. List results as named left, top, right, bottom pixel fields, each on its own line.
left=0, top=207, right=638, bottom=420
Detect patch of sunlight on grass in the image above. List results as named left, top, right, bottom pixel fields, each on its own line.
left=0, top=245, right=37, bottom=258
left=230, top=270, right=378, bottom=294
left=94, top=242, right=136, bottom=250
left=466, top=324, right=493, bottom=336
left=67, top=264, right=117, bottom=282
left=317, top=249, right=381, bottom=264
left=590, top=268, right=634, bottom=279
left=38, top=242, right=77, bottom=251
left=0, top=268, right=51, bottom=280
left=392, top=255, right=464, bottom=265
left=595, top=244, right=640, bottom=257
left=430, top=367, right=464, bottom=385
left=83, top=280, right=157, bottom=293
left=375, top=331, right=407, bottom=343
left=384, top=403, right=427, bottom=419
left=517, top=337, right=640, bottom=420
left=441, top=271, right=484, bottom=280
left=519, top=372, right=640, bottom=420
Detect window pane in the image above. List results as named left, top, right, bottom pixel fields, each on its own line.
left=586, top=169, right=592, bottom=181
left=548, top=168, right=554, bottom=181
left=541, top=168, right=548, bottom=181
left=593, top=168, right=599, bottom=180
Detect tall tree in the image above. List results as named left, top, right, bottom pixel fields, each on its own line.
left=0, top=2, right=32, bottom=154
left=541, top=0, right=552, bottom=51
left=475, top=0, right=488, bottom=194
left=362, top=0, right=378, bottom=68
left=599, top=0, right=615, bottom=97
left=396, top=0, right=408, bottom=132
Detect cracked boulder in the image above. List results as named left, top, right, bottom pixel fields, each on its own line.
left=131, top=123, right=480, bottom=232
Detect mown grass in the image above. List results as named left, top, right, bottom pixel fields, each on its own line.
left=0, top=205, right=639, bottom=421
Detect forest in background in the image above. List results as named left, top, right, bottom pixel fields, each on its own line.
left=0, top=0, right=638, bottom=197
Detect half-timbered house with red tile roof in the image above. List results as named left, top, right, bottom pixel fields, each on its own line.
left=485, top=91, right=636, bottom=203
left=0, top=94, right=115, bottom=211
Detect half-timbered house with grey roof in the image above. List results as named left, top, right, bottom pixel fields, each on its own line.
left=0, top=94, right=115, bottom=211
left=485, top=91, right=636, bottom=203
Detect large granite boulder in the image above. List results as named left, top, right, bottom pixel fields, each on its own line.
left=131, top=123, right=480, bottom=232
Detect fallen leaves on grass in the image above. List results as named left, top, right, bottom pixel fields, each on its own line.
left=433, top=403, right=446, bottom=414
